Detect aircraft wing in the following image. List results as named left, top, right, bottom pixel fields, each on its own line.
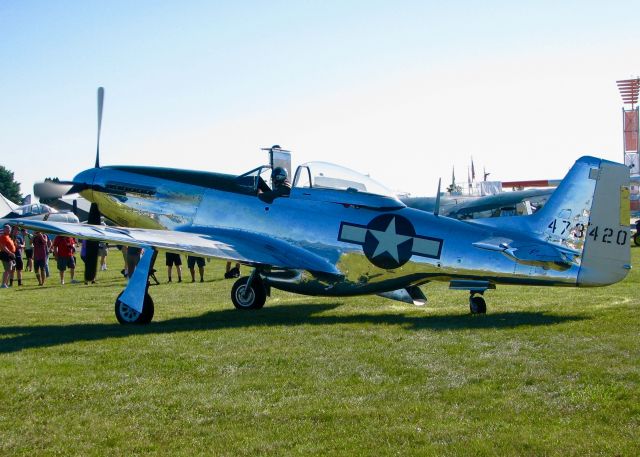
left=2, top=219, right=341, bottom=276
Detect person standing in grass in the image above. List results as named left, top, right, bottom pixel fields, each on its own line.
left=32, top=231, right=48, bottom=286
left=98, top=241, right=108, bottom=271
left=0, top=224, right=16, bottom=289
left=126, top=246, right=142, bottom=278
left=166, top=252, right=182, bottom=282
left=22, top=228, right=33, bottom=272
left=52, top=235, right=78, bottom=285
left=187, top=256, right=206, bottom=282
left=9, top=225, right=24, bottom=286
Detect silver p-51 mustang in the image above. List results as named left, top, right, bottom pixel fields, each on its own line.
left=9, top=89, right=631, bottom=324
left=12, top=147, right=630, bottom=324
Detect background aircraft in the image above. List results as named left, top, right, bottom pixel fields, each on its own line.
left=10, top=89, right=630, bottom=325
left=0, top=192, right=79, bottom=223
left=401, top=188, right=552, bottom=220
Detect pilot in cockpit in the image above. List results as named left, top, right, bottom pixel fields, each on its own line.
left=258, top=166, right=291, bottom=203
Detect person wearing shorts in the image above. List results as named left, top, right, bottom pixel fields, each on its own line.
left=187, top=256, right=206, bottom=283
left=32, top=231, right=48, bottom=286
left=23, top=229, right=33, bottom=272
left=98, top=242, right=108, bottom=271
left=165, top=252, right=182, bottom=282
left=0, top=224, right=16, bottom=288
left=10, top=226, right=24, bottom=286
left=52, top=235, right=78, bottom=285
left=126, top=246, right=142, bottom=278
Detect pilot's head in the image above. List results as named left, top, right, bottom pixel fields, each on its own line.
left=272, top=167, right=288, bottom=185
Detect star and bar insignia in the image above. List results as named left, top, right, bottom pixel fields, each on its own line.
left=338, top=214, right=443, bottom=269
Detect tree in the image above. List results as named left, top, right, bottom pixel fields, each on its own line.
left=0, top=165, right=23, bottom=204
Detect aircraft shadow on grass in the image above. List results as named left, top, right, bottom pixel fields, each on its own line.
left=0, top=303, right=585, bottom=354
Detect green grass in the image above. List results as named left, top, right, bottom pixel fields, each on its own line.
left=1, top=251, right=639, bottom=456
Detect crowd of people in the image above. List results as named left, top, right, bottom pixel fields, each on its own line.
left=0, top=222, right=241, bottom=288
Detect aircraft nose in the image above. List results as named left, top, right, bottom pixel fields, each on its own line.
left=72, top=168, right=97, bottom=185
left=71, top=168, right=99, bottom=198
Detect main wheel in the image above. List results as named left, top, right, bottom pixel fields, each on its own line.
left=634, top=234, right=640, bottom=247
left=469, top=295, right=487, bottom=314
left=231, top=276, right=266, bottom=310
left=115, top=291, right=155, bottom=324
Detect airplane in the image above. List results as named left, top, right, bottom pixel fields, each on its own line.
left=0, top=192, right=79, bottom=223
left=401, top=188, right=552, bottom=220
left=5, top=89, right=631, bottom=325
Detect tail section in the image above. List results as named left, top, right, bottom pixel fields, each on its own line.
left=529, top=156, right=630, bottom=286
left=0, top=192, right=19, bottom=217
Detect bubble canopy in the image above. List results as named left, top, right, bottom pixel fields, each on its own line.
left=293, top=162, right=397, bottom=198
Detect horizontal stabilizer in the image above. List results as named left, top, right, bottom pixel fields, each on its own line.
left=473, top=237, right=578, bottom=269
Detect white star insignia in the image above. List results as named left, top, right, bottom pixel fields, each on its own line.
left=368, top=217, right=411, bottom=262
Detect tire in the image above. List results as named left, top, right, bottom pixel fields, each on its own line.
left=231, top=276, right=266, bottom=310
left=469, top=295, right=487, bottom=314
left=115, top=291, right=155, bottom=324
left=634, top=234, right=640, bottom=247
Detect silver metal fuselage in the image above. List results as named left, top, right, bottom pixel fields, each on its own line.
left=75, top=166, right=580, bottom=297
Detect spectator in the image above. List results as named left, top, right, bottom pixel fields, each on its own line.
left=32, top=231, right=48, bottom=286
left=79, top=240, right=97, bottom=284
left=126, top=246, right=142, bottom=278
left=43, top=234, right=52, bottom=278
left=224, top=261, right=240, bottom=279
left=166, top=252, right=182, bottom=282
left=52, top=235, right=78, bottom=284
left=117, top=245, right=128, bottom=277
left=10, top=226, right=24, bottom=286
left=98, top=241, right=108, bottom=271
left=23, top=228, right=33, bottom=272
left=187, top=256, right=206, bottom=282
left=0, top=224, right=16, bottom=288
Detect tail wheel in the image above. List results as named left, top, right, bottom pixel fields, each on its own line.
left=115, top=291, right=155, bottom=324
left=231, top=276, right=266, bottom=310
left=469, top=295, right=487, bottom=314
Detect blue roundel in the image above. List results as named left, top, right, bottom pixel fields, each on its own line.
left=363, top=214, right=415, bottom=269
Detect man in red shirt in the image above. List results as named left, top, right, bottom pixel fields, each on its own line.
left=0, top=224, right=16, bottom=288
left=52, top=235, right=78, bottom=284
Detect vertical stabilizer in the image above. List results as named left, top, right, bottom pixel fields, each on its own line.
left=529, top=156, right=630, bottom=286
left=0, top=193, right=19, bottom=216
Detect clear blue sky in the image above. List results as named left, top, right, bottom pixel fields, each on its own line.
left=1, top=1, right=638, bottom=198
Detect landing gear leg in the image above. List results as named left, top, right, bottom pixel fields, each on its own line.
left=469, top=291, right=487, bottom=315
left=231, top=268, right=266, bottom=310
left=115, top=249, right=158, bottom=324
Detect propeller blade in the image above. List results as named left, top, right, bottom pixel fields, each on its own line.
left=95, top=87, right=104, bottom=168
left=33, top=181, right=75, bottom=199
left=84, top=203, right=101, bottom=283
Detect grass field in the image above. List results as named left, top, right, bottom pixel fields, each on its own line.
left=1, top=250, right=639, bottom=456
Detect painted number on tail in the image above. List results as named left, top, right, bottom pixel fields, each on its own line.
left=587, top=226, right=627, bottom=246
left=547, top=219, right=627, bottom=246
